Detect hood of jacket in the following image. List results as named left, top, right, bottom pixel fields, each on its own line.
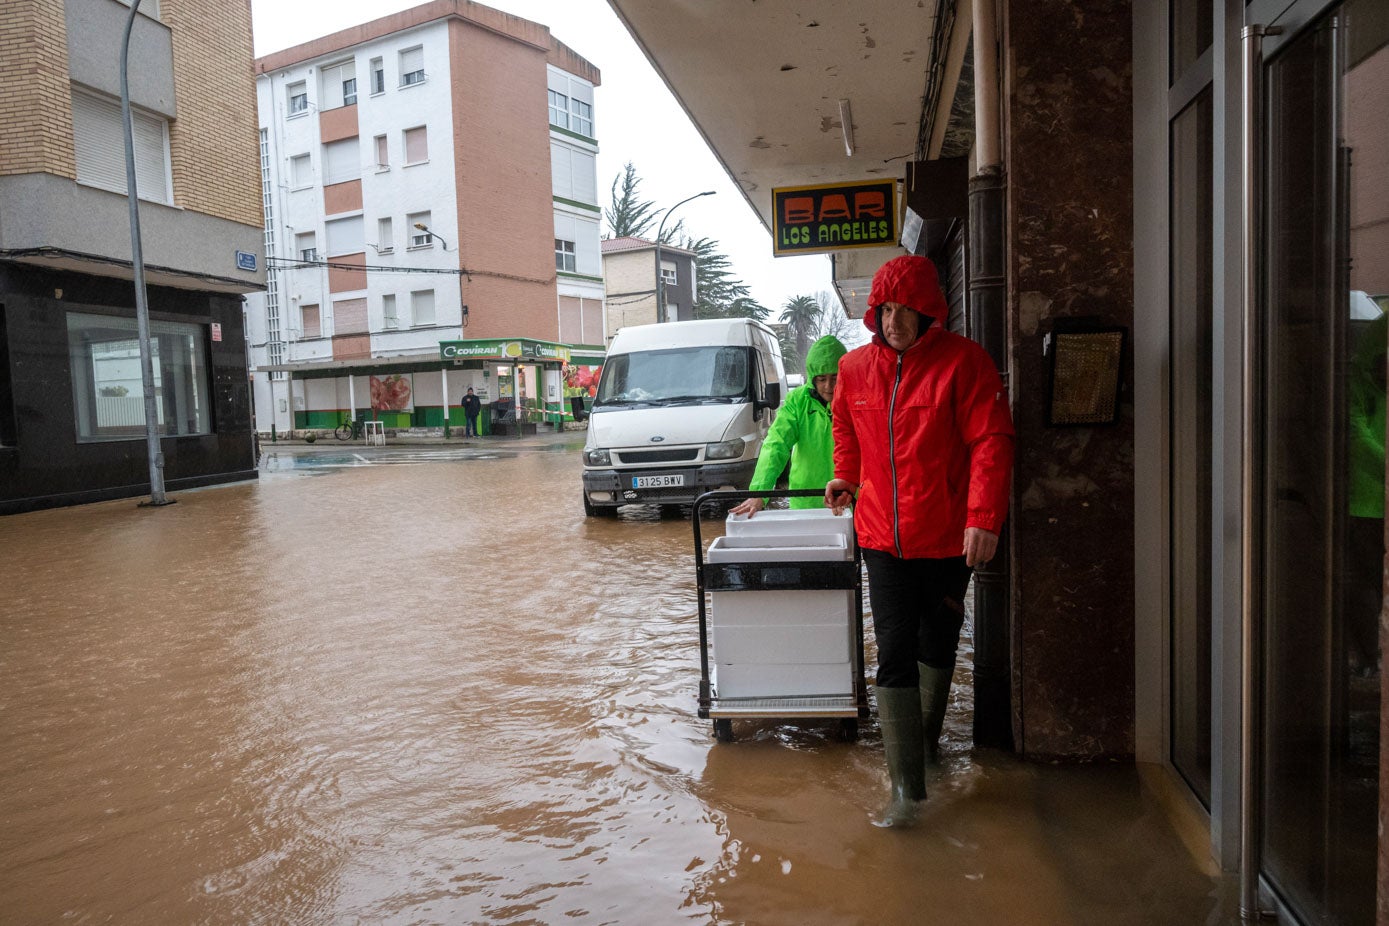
left=804, top=335, right=847, bottom=379
left=861, top=255, right=948, bottom=341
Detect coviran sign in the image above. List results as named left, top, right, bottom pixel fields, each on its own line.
left=439, top=338, right=571, bottom=363
left=772, top=179, right=898, bottom=257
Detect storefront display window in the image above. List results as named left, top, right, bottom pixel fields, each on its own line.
left=66, top=312, right=211, bottom=441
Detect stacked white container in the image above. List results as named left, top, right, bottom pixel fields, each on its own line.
left=706, top=508, right=856, bottom=700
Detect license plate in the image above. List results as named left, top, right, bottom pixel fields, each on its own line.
left=633, top=474, right=684, bottom=488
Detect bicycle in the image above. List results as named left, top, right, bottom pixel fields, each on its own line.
left=334, top=415, right=363, bottom=441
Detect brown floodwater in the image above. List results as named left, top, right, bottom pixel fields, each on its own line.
left=0, top=439, right=1237, bottom=924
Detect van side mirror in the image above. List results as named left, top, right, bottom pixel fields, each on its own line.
left=568, top=395, right=589, bottom=422
left=762, top=382, right=782, bottom=410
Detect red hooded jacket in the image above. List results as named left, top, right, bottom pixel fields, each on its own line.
left=831, top=255, right=1014, bottom=559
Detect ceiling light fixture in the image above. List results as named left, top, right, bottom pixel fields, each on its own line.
left=838, top=99, right=855, bottom=157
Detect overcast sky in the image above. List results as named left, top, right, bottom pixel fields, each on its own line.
left=249, top=0, right=836, bottom=320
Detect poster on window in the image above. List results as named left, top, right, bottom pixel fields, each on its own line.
left=563, top=362, right=602, bottom=398
left=370, top=373, right=414, bottom=411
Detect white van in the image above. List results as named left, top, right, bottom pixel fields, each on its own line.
left=582, top=318, right=787, bottom=516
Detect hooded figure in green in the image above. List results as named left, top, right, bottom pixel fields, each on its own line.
left=731, top=335, right=848, bottom=516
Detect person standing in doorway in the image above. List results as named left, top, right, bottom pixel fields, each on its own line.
left=825, top=255, right=1014, bottom=829
left=730, top=335, right=847, bottom=517
left=462, top=386, right=482, bottom=438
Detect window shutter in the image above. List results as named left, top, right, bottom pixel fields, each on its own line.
left=400, top=47, right=424, bottom=83
left=72, top=91, right=169, bottom=204
left=572, top=149, right=597, bottom=205
left=322, top=138, right=359, bottom=185
left=404, top=126, right=428, bottom=163
left=324, top=215, right=364, bottom=256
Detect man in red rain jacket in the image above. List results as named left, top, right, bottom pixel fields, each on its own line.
left=825, top=254, right=1014, bottom=828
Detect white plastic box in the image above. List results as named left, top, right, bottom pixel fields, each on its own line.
left=707, top=509, right=856, bottom=699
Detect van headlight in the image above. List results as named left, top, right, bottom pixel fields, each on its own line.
left=584, top=448, right=611, bottom=466
left=705, top=438, right=745, bottom=461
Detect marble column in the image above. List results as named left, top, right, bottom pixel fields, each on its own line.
left=1004, top=0, right=1136, bottom=760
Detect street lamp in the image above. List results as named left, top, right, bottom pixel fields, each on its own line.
left=655, top=190, right=715, bottom=323
left=413, top=222, right=450, bottom=251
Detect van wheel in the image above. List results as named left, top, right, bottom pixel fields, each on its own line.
left=583, top=495, right=616, bottom=517
left=713, top=718, right=735, bottom=742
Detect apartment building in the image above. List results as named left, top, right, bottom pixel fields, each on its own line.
left=600, top=235, right=697, bottom=342
left=0, top=0, right=264, bottom=515
left=246, top=0, right=603, bottom=436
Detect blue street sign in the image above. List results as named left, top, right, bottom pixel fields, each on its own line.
left=235, top=250, right=257, bottom=272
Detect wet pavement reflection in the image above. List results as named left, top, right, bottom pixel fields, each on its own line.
left=1, top=436, right=1238, bottom=924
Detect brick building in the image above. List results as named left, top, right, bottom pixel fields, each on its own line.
left=599, top=235, right=697, bottom=340
left=0, top=0, right=263, bottom=515
left=246, top=0, right=603, bottom=437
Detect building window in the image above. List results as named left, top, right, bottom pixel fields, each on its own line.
left=370, top=57, right=385, bottom=95
left=660, top=260, right=677, bottom=285
left=376, top=217, right=393, bottom=254
left=407, top=211, right=432, bottom=248
left=287, top=80, right=308, bottom=114
left=66, top=312, right=211, bottom=441
left=382, top=294, right=398, bottom=328
left=374, top=134, right=389, bottom=169
left=555, top=238, right=576, bottom=272
left=324, top=215, right=364, bottom=257
left=665, top=302, right=679, bottom=323
left=71, top=90, right=171, bottom=204
left=295, top=232, right=317, bottom=262
left=548, top=89, right=569, bottom=129
left=322, top=138, right=360, bottom=185
left=300, top=304, right=321, bottom=339
left=570, top=98, right=593, bottom=136
left=400, top=46, right=425, bottom=86
left=290, top=153, right=312, bottom=188
left=403, top=126, right=428, bottom=165
left=320, top=61, right=357, bottom=109
left=411, top=289, right=435, bottom=326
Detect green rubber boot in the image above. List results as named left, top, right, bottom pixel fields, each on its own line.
left=919, top=662, right=955, bottom=764
left=874, top=686, right=925, bottom=828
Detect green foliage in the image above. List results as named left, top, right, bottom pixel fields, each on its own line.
left=681, top=236, right=767, bottom=321
left=779, top=295, right=821, bottom=373
left=604, top=162, right=683, bottom=242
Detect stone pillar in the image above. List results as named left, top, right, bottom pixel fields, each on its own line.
left=1004, top=0, right=1135, bottom=760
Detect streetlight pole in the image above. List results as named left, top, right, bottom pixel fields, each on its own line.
left=120, top=0, right=172, bottom=507
left=654, top=190, right=715, bottom=323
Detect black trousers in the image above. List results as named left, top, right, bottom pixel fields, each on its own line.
left=863, top=548, right=973, bottom=687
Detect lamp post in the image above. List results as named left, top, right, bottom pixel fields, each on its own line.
left=654, top=190, right=715, bottom=323
left=413, top=222, right=450, bottom=251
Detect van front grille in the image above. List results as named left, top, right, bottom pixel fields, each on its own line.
left=618, top=448, right=700, bottom=464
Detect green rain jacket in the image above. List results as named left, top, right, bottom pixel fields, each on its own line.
left=1350, top=312, right=1387, bottom=519
left=747, top=336, right=847, bottom=509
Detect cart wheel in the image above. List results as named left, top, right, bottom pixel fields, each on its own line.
left=838, top=718, right=859, bottom=742
left=713, top=718, right=735, bottom=742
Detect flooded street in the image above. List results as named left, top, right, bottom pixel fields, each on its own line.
left=1, top=437, right=1235, bottom=924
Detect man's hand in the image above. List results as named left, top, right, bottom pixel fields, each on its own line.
left=824, top=479, right=857, bottom=515
left=729, top=497, right=766, bottom=518
left=963, top=527, right=999, bottom=567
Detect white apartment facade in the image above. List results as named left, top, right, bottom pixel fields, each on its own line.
left=245, top=0, right=602, bottom=435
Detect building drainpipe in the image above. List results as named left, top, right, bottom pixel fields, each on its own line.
left=968, top=0, right=1013, bottom=752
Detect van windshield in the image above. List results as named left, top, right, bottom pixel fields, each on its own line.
left=594, top=346, right=749, bottom=406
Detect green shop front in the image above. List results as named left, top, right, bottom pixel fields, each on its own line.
left=262, top=338, right=602, bottom=436
left=439, top=337, right=600, bottom=434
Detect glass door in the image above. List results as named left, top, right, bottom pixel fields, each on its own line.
left=1260, top=2, right=1386, bottom=921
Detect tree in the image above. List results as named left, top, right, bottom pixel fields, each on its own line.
left=603, top=162, right=684, bottom=242
left=682, top=236, right=766, bottom=321
left=605, top=162, right=658, bottom=239
left=779, top=295, right=822, bottom=372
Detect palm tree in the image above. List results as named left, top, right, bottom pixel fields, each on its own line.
left=780, top=295, right=822, bottom=373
